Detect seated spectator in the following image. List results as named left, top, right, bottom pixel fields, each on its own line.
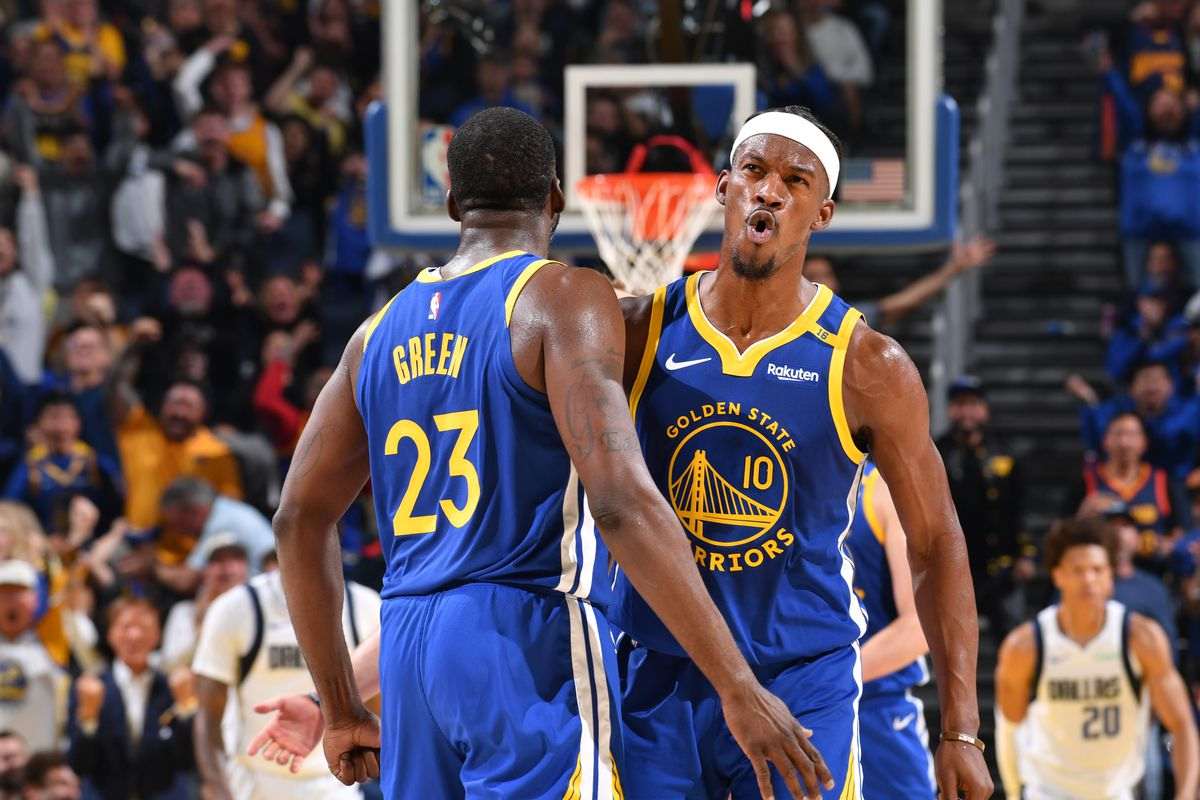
left=1096, top=502, right=1181, bottom=660
left=174, top=54, right=292, bottom=234
left=806, top=237, right=996, bottom=329
left=450, top=52, right=539, bottom=128
left=19, top=750, right=81, bottom=800
left=254, top=273, right=323, bottom=376
left=157, top=477, right=273, bottom=593
left=756, top=11, right=842, bottom=132
left=110, top=328, right=244, bottom=531
left=68, top=598, right=195, bottom=800
left=1071, top=360, right=1200, bottom=481
left=418, top=12, right=477, bottom=123
left=1098, top=46, right=1200, bottom=286
left=159, top=534, right=248, bottom=673
left=588, top=0, right=646, bottom=64
left=1146, top=242, right=1191, bottom=311
left=1079, top=412, right=1177, bottom=565
left=0, top=165, right=55, bottom=385
left=159, top=108, right=264, bottom=269
left=3, top=392, right=122, bottom=530
left=55, top=323, right=117, bottom=463
left=0, top=730, right=28, bottom=795
left=253, top=333, right=331, bottom=459
left=1106, top=280, right=1189, bottom=385
left=2, top=39, right=94, bottom=166
left=795, top=0, right=874, bottom=135
left=0, top=559, right=65, bottom=753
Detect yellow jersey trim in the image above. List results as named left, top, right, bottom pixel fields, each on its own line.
left=504, top=259, right=558, bottom=326
left=361, top=293, right=399, bottom=353
left=561, top=754, right=582, bottom=800
left=829, top=308, right=867, bottom=464
left=628, top=286, right=667, bottom=419
left=838, top=740, right=861, bottom=799
left=415, top=249, right=528, bottom=283
left=684, top=271, right=833, bottom=377
left=861, top=469, right=885, bottom=544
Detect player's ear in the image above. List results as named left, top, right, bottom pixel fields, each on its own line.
left=549, top=178, right=565, bottom=215
left=810, top=198, right=836, bottom=232
left=715, top=170, right=729, bottom=206
left=446, top=190, right=461, bottom=223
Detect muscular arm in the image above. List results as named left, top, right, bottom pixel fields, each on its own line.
left=994, top=623, right=1037, bottom=798
left=273, top=326, right=370, bottom=724
left=859, top=477, right=928, bottom=683
left=194, top=675, right=233, bottom=799
left=1129, top=613, right=1199, bottom=799
left=843, top=324, right=990, bottom=796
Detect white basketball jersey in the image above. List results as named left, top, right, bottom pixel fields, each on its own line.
left=1018, top=601, right=1150, bottom=800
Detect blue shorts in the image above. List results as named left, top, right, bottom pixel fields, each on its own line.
left=619, top=643, right=862, bottom=800
left=377, top=584, right=624, bottom=799
left=858, top=690, right=935, bottom=800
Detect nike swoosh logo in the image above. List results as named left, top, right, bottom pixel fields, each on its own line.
left=892, top=713, right=915, bottom=731
left=665, top=353, right=712, bottom=371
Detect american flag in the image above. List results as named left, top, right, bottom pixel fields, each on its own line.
left=839, top=158, right=907, bottom=203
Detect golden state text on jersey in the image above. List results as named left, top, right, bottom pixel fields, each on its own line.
left=611, top=272, right=868, bottom=665
left=355, top=251, right=612, bottom=607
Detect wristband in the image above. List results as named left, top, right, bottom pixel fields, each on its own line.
left=306, top=692, right=321, bottom=708
left=940, top=731, right=985, bottom=753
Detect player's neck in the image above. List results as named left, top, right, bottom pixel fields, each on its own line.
left=702, top=262, right=819, bottom=346
left=1057, top=600, right=1107, bottom=646
left=445, top=215, right=551, bottom=276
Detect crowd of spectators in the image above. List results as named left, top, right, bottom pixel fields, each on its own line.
left=0, top=0, right=390, bottom=796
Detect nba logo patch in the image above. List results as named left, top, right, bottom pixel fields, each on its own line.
left=428, top=291, right=442, bottom=321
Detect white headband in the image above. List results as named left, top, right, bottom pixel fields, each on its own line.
left=730, top=112, right=840, bottom=198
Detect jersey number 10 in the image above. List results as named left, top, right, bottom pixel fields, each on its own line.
left=385, top=410, right=481, bottom=535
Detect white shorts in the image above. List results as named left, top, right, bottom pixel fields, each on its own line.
left=227, top=761, right=363, bottom=800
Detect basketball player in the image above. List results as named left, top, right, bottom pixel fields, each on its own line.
left=272, top=107, right=832, bottom=800
left=845, top=462, right=934, bottom=799
left=612, top=105, right=991, bottom=799
left=191, top=558, right=380, bottom=800
left=995, top=516, right=1198, bottom=799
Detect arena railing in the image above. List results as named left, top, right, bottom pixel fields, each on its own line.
left=930, top=0, right=1024, bottom=434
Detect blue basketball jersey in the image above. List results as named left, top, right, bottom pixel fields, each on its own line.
left=612, top=272, right=868, bottom=665
left=846, top=462, right=928, bottom=699
left=356, top=250, right=611, bottom=606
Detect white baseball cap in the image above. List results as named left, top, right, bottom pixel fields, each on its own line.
left=0, top=560, right=38, bottom=589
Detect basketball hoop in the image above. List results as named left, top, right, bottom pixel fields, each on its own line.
left=575, top=136, right=717, bottom=296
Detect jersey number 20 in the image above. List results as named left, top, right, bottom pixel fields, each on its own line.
left=1082, top=705, right=1121, bottom=740
left=385, top=410, right=481, bottom=535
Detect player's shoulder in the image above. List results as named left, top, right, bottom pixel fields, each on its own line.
left=1125, top=611, right=1169, bottom=653
left=517, top=261, right=616, bottom=320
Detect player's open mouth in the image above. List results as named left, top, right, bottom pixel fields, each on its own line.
left=745, top=209, right=776, bottom=245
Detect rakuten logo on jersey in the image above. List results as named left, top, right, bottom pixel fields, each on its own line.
left=766, top=363, right=820, bottom=383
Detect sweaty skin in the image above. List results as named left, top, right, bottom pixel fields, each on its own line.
left=272, top=175, right=834, bottom=798
left=623, top=130, right=992, bottom=800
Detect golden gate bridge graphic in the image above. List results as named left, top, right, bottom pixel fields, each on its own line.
left=670, top=449, right=779, bottom=540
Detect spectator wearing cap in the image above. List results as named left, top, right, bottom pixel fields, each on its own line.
left=0, top=559, right=66, bottom=753
left=1106, top=279, right=1189, bottom=385
left=108, top=323, right=244, bottom=532
left=68, top=597, right=196, bottom=800
left=936, top=375, right=1033, bottom=636
left=155, top=478, right=273, bottom=597
left=4, top=392, right=122, bottom=531
left=159, top=534, right=247, bottom=673
left=1078, top=412, right=1177, bottom=568
left=20, top=750, right=81, bottom=800
left=1072, top=360, right=1200, bottom=484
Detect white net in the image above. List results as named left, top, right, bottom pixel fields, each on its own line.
left=576, top=173, right=717, bottom=296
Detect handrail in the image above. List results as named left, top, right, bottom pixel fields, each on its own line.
left=930, top=0, right=1024, bottom=435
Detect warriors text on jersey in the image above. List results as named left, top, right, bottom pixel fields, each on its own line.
left=356, top=251, right=610, bottom=607
left=1018, top=601, right=1150, bottom=799
left=612, top=271, right=867, bottom=665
